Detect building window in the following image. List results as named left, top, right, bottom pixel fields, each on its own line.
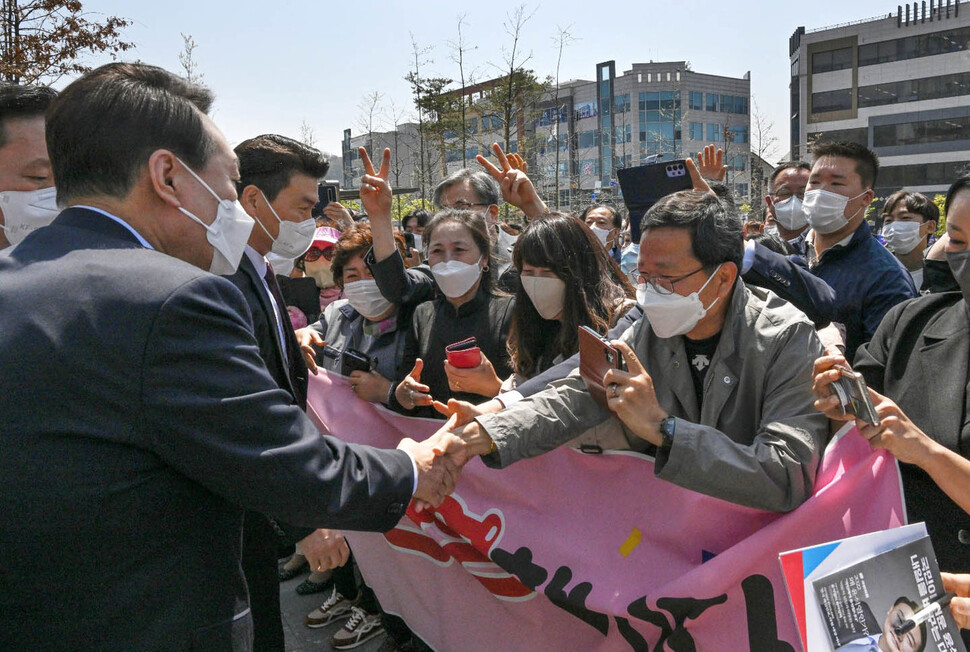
left=579, top=158, right=600, bottom=176
left=858, top=71, right=970, bottom=109
left=676, top=71, right=681, bottom=82
left=872, top=115, right=970, bottom=148
left=466, top=117, right=478, bottom=134
left=637, top=73, right=642, bottom=83
left=706, top=123, right=723, bottom=142
left=858, top=26, right=970, bottom=67
left=706, top=94, right=719, bottom=112
left=638, top=91, right=681, bottom=157
left=809, top=128, right=868, bottom=147
left=615, top=124, right=633, bottom=143
left=647, top=73, right=652, bottom=83
left=689, top=122, right=703, bottom=140
left=726, top=153, right=746, bottom=171
left=578, top=130, right=600, bottom=149
left=666, top=72, right=671, bottom=81
left=811, top=88, right=852, bottom=113
left=574, top=101, right=598, bottom=121
left=726, top=125, right=748, bottom=144
left=878, top=160, right=968, bottom=189
left=735, top=183, right=749, bottom=197
left=688, top=91, right=703, bottom=110
left=614, top=94, right=631, bottom=114
left=811, top=46, right=853, bottom=73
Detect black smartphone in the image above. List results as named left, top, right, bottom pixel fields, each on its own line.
left=616, top=160, right=694, bottom=242
left=341, top=348, right=373, bottom=376
left=318, top=182, right=339, bottom=206
left=832, top=365, right=880, bottom=426
left=403, top=232, right=415, bottom=250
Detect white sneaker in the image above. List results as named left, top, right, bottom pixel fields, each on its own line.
left=304, top=586, right=353, bottom=629
left=330, top=605, right=384, bottom=649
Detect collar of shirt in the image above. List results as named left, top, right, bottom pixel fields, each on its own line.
left=74, top=205, right=154, bottom=249
left=244, top=245, right=269, bottom=278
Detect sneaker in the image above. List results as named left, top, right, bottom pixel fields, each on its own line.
left=304, top=586, right=353, bottom=629
left=330, top=605, right=384, bottom=649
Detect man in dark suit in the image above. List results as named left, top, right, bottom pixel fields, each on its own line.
left=225, top=133, right=342, bottom=651
left=0, top=62, right=459, bottom=651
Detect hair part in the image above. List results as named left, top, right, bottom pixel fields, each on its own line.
left=0, top=83, right=57, bottom=148
left=432, top=168, right=500, bottom=208
left=235, top=134, right=329, bottom=202
left=403, top=208, right=430, bottom=228
left=641, top=190, right=744, bottom=270
left=811, top=141, right=880, bottom=189
left=46, top=62, right=215, bottom=204
left=423, top=208, right=495, bottom=294
left=882, top=189, right=939, bottom=223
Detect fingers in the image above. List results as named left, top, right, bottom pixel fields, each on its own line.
left=378, top=148, right=391, bottom=178
left=812, top=368, right=842, bottom=396
left=942, top=572, right=970, bottom=598
left=409, top=358, right=424, bottom=380
left=359, top=146, right=375, bottom=176
left=611, top=340, right=646, bottom=375
left=714, top=146, right=723, bottom=170
left=950, top=596, right=970, bottom=630
left=476, top=154, right=503, bottom=179
left=685, top=158, right=712, bottom=194
left=432, top=400, right=452, bottom=418
left=492, top=142, right=510, bottom=171
left=336, top=538, right=350, bottom=568
left=813, top=353, right=847, bottom=376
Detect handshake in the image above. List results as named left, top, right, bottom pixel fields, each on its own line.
left=395, top=403, right=498, bottom=510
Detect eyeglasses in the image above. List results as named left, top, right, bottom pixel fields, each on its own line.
left=439, top=200, right=490, bottom=211
left=304, top=246, right=335, bottom=263
left=628, top=266, right=707, bottom=295
left=772, top=189, right=806, bottom=202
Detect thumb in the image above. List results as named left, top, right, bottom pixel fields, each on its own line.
left=310, top=331, right=325, bottom=346
left=409, top=358, right=424, bottom=380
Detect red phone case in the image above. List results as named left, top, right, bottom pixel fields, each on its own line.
left=445, top=337, right=482, bottom=369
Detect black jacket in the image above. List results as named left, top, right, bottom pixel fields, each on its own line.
left=0, top=209, right=414, bottom=651
left=854, top=291, right=970, bottom=572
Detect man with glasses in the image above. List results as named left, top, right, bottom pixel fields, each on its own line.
left=443, top=190, right=828, bottom=512
left=763, top=162, right=812, bottom=255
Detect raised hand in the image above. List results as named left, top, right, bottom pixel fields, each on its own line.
left=297, top=528, right=350, bottom=572
left=323, top=202, right=354, bottom=230
left=395, top=358, right=432, bottom=409
left=696, top=144, right=727, bottom=181
left=685, top=157, right=713, bottom=195
left=294, top=327, right=325, bottom=375
left=476, top=142, right=548, bottom=220
left=358, top=147, right=393, bottom=221
left=602, top=341, right=668, bottom=445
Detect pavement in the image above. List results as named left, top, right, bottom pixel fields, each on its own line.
left=281, top=568, right=388, bottom=652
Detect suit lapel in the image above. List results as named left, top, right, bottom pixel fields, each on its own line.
left=239, top=255, right=295, bottom=396
left=654, top=335, right=700, bottom=423
left=918, top=301, right=970, bottom=451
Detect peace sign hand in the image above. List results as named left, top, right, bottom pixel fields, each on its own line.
left=476, top=142, right=548, bottom=220
left=358, top=147, right=393, bottom=222
left=602, top=341, right=668, bottom=446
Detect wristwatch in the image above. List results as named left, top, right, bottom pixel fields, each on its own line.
left=659, top=416, right=676, bottom=450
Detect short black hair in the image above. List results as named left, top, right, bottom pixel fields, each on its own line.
left=811, top=141, right=879, bottom=189
left=235, top=134, right=330, bottom=202
left=432, top=168, right=500, bottom=207
left=403, top=209, right=430, bottom=228
left=641, top=190, right=743, bottom=270
left=945, top=173, right=970, bottom=217
left=579, top=202, right=624, bottom=229
left=768, top=161, right=811, bottom=192
left=46, top=62, right=215, bottom=204
left=882, top=190, right=939, bottom=223
left=0, top=83, right=56, bottom=148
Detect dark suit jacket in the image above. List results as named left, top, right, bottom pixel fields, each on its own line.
left=854, top=291, right=970, bottom=572
left=0, top=208, right=414, bottom=651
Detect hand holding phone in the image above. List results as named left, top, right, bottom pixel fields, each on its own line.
left=831, top=365, right=880, bottom=426
left=578, top=326, right=623, bottom=409
left=445, top=337, right=482, bottom=369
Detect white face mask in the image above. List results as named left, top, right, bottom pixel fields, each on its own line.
left=494, top=226, right=518, bottom=262
left=252, top=189, right=316, bottom=259
left=343, top=279, right=394, bottom=320
left=636, top=264, right=722, bottom=338
left=764, top=224, right=780, bottom=239
left=802, top=189, right=867, bottom=235
left=589, top=224, right=612, bottom=247
left=881, top=221, right=924, bottom=255
left=432, top=256, right=483, bottom=298
left=620, top=244, right=640, bottom=277
left=176, top=158, right=254, bottom=275
left=264, top=251, right=295, bottom=276
left=771, top=195, right=808, bottom=232
left=0, top=187, right=60, bottom=246
left=521, top=275, right=566, bottom=320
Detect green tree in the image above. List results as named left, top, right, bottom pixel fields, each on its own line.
left=934, top=193, right=947, bottom=236
left=1, top=0, right=133, bottom=84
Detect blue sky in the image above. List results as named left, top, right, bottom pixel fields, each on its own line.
left=71, top=0, right=897, bottom=158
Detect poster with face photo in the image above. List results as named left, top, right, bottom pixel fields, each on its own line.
left=812, top=535, right=964, bottom=652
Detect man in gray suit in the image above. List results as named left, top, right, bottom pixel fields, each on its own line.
left=0, top=62, right=459, bottom=651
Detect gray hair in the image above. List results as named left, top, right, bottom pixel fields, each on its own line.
left=432, top=168, right=501, bottom=208
left=641, top=190, right=743, bottom=270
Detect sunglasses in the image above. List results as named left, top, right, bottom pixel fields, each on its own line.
left=304, top=246, right=335, bottom=263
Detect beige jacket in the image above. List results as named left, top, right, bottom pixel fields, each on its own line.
left=476, top=282, right=828, bottom=512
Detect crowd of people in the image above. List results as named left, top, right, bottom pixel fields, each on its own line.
left=2, top=61, right=970, bottom=651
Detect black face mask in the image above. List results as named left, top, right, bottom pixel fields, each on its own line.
left=924, top=257, right=960, bottom=294
left=947, top=250, right=970, bottom=301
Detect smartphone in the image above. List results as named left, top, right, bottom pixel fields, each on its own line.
left=403, top=232, right=415, bottom=250
left=341, top=348, right=373, bottom=376
left=318, top=181, right=339, bottom=206
left=578, top=325, right=623, bottom=408
left=832, top=365, right=880, bottom=426
left=445, top=337, right=482, bottom=369
left=616, top=160, right=694, bottom=242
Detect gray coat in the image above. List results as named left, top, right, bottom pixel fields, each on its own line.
left=476, top=282, right=828, bottom=513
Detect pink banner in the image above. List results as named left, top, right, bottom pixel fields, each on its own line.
left=307, top=371, right=905, bottom=651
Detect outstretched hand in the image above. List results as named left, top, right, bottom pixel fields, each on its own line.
left=476, top=142, right=548, bottom=220
left=696, top=144, right=727, bottom=181
left=396, top=359, right=432, bottom=409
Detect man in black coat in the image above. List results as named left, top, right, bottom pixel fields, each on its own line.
left=224, top=134, right=343, bottom=651
left=0, top=62, right=458, bottom=651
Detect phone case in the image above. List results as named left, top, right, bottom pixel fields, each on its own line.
left=578, top=326, right=620, bottom=409
left=445, top=337, right=482, bottom=369
left=341, top=348, right=372, bottom=376
left=616, top=160, right=694, bottom=242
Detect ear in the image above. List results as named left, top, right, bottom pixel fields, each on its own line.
left=923, top=220, right=937, bottom=238
left=147, top=150, right=182, bottom=208
left=717, top=262, right=739, bottom=299
left=486, top=204, right=500, bottom=224
left=238, top=184, right=262, bottom=219
left=861, top=188, right=875, bottom=207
